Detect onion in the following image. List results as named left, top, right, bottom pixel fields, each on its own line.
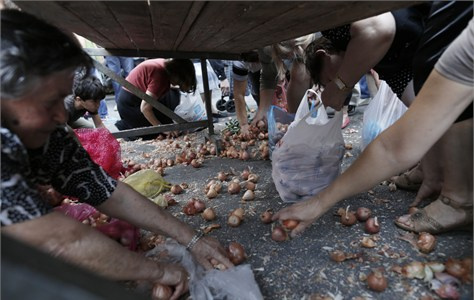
left=416, top=232, right=436, bottom=253
left=210, top=182, right=222, bottom=193
left=248, top=174, right=259, bottom=183
left=228, top=182, right=241, bottom=194
left=282, top=219, right=299, bottom=230
left=227, top=242, right=247, bottom=265
left=206, top=188, right=218, bottom=199
left=445, top=258, right=467, bottom=280
left=367, top=271, right=388, bottom=292
left=330, top=250, right=346, bottom=262
left=245, top=181, right=256, bottom=191
left=361, top=236, right=376, bottom=248
left=402, top=261, right=425, bottom=279
left=240, top=150, right=250, bottom=161
left=217, top=171, right=227, bottom=182
left=356, top=207, right=372, bottom=222
left=193, top=199, right=206, bottom=212
left=231, top=208, right=244, bottom=219
left=242, top=190, right=255, bottom=201
left=151, top=284, right=173, bottom=300
left=170, top=185, right=183, bottom=195
left=271, top=226, right=288, bottom=242
left=260, top=210, right=273, bottom=224
left=365, top=217, right=380, bottom=234
left=241, top=169, right=250, bottom=180
left=190, top=159, right=201, bottom=168
left=202, top=207, right=216, bottom=221
left=166, top=159, right=174, bottom=167
left=227, top=214, right=242, bottom=227
left=182, top=203, right=197, bottom=216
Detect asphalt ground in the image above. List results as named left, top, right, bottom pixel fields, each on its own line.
left=114, top=99, right=473, bottom=299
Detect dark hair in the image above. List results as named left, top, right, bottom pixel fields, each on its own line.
left=1, top=9, right=93, bottom=100
left=304, top=36, right=340, bottom=86
left=165, top=59, right=197, bottom=93
left=73, top=76, right=106, bottom=101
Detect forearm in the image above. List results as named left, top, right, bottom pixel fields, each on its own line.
left=91, top=114, right=105, bottom=128
left=256, top=89, right=274, bottom=116
left=2, top=212, right=163, bottom=281
left=315, top=70, right=473, bottom=208
left=337, top=13, right=395, bottom=87
left=286, top=62, right=311, bottom=113
left=98, top=181, right=195, bottom=246
left=140, top=101, right=161, bottom=126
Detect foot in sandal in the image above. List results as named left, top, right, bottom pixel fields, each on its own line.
left=391, top=164, right=423, bottom=191
left=394, top=195, right=473, bottom=234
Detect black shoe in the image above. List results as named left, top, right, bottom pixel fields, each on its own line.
left=348, top=105, right=357, bottom=116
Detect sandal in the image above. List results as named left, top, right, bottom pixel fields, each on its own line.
left=391, top=172, right=422, bottom=191
left=394, top=196, right=473, bottom=234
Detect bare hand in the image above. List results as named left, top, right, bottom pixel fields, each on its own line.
left=272, top=196, right=331, bottom=238
left=220, top=79, right=230, bottom=95
left=190, top=236, right=233, bottom=270
left=240, top=124, right=251, bottom=139
left=154, top=263, right=189, bottom=300
left=321, top=82, right=350, bottom=110
left=250, top=110, right=267, bottom=127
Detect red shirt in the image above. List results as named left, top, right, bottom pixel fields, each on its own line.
left=125, top=59, right=170, bottom=99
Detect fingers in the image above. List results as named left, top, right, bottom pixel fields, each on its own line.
left=169, top=278, right=187, bottom=300
left=197, top=256, right=214, bottom=270
left=290, top=222, right=310, bottom=238
left=212, top=250, right=234, bottom=269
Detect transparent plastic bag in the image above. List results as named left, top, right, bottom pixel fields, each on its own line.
left=267, top=105, right=295, bottom=153
left=145, top=240, right=263, bottom=300
left=272, top=89, right=345, bottom=202
left=362, top=80, right=407, bottom=148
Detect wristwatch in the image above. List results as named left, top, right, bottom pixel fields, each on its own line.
left=333, top=74, right=351, bottom=92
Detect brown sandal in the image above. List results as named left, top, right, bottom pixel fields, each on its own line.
left=394, top=196, right=473, bottom=234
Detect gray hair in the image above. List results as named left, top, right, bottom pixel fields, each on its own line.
left=1, top=9, right=93, bottom=100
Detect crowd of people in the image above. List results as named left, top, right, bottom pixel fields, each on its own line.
left=1, top=1, right=472, bottom=299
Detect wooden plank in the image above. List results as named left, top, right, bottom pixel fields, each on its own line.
left=105, top=1, right=155, bottom=50
left=172, top=1, right=208, bottom=51
left=148, top=1, right=194, bottom=50
left=14, top=1, right=116, bottom=48
left=179, top=1, right=297, bottom=52
left=85, top=48, right=242, bottom=60
left=217, top=1, right=417, bottom=53
left=112, top=120, right=209, bottom=138
left=55, top=1, right=135, bottom=49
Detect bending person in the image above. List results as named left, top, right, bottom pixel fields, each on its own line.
left=1, top=10, right=232, bottom=300
left=274, top=18, right=473, bottom=236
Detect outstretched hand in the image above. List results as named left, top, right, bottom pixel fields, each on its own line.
left=321, top=82, right=350, bottom=111
left=272, top=196, right=331, bottom=238
left=190, top=236, right=234, bottom=270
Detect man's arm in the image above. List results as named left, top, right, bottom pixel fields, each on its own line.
left=140, top=91, right=161, bottom=126
left=91, top=113, right=105, bottom=128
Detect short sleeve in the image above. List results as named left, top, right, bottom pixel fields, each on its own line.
left=435, top=19, right=474, bottom=86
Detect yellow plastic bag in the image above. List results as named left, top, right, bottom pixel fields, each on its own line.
left=122, top=169, right=171, bottom=198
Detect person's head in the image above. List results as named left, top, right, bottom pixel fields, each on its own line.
left=1, top=9, right=93, bottom=149
left=271, top=33, right=318, bottom=80
left=73, top=75, right=106, bottom=114
left=165, top=59, right=197, bottom=93
left=304, top=36, right=344, bottom=89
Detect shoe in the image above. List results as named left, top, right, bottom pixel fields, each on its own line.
left=326, top=107, right=335, bottom=117
left=394, top=196, right=473, bottom=234
left=347, top=105, right=356, bottom=116
left=341, top=115, right=350, bottom=129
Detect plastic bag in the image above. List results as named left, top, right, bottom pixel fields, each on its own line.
left=272, top=89, right=345, bottom=202
left=362, top=80, right=407, bottom=148
left=174, top=92, right=207, bottom=122
left=74, top=128, right=122, bottom=179
left=55, top=202, right=140, bottom=251
left=267, top=105, right=295, bottom=153
left=122, top=169, right=171, bottom=199
left=145, top=240, right=263, bottom=300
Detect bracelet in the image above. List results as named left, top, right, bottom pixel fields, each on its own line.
left=185, top=232, right=204, bottom=251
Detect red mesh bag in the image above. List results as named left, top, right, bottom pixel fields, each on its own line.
left=74, top=128, right=122, bottom=179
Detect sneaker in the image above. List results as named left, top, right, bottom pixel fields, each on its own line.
left=347, top=105, right=356, bottom=116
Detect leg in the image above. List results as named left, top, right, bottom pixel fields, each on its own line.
left=395, top=119, right=473, bottom=233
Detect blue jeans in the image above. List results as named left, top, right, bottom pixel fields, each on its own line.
left=105, top=56, right=135, bottom=102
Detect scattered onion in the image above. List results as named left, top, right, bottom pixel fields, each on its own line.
left=271, top=226, right=288, bottom=242
left=356, top=207, right=372, bottom=222
left=227, top=214, right=242, bottom=227
left=170, top=185, right=183, bottom=195
left=228, top=182, right=241, bottom=194
left=260, top=210, right=273, bottom=224
left=367, top=271, right=388, bottom=292
left=202, top=207, right=216, bottom=221
left=365, top=217, right=380, bottom=234
left=417, top=232, right=436, bottom=253
left=231, top=208, right=244, bottom=219
left=227, top=242, right=247, bottom=265
left=282, top=219, right=299, bottom=230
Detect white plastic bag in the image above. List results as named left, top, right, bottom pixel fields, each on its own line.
left=362, top=80, right=407, bottom=148
left=174, top=92, right=207, bottom=122
left=271, top=89, right=345, bottom=202
left=145, top=240, right=263, bottom=300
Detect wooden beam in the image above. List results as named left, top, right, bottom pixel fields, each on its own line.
left=84, top=48, right=242, bottom=60
left=112, top=120, right=209, bottom=138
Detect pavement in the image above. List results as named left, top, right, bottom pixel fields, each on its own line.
left=111, top=95, right=472, bottom=299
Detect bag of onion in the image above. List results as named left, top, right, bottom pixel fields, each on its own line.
left=271, top=89, right=344, bottom=202
left=267, top=105, right=295, bottom=153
